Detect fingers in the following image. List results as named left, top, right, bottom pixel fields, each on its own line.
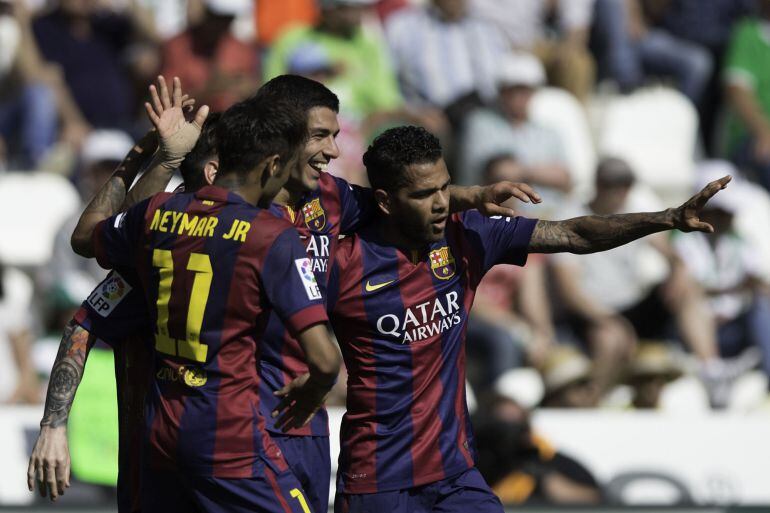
left=35, top=461, right=46, bottom=497
left=271, top=392, right=293, bottom=418
left=56, top=458, right=70, bottom=498
left=144, top=102, right=161, bottom=127
left=27, top=457, right=36, bottom=491
left=149, top=84, right=163, bottom=116
left=691, top=220, right=714, bottom=233
left=192, top=105, right=210, bottom=130
left=158, top=76, right=172, bottom=110
left=505, top=182, right=542, bottom=203
left=696, top=175, right=732, bottom=208
left=45, top=461, right=58, bottom=500
left=171, top=76, right=182, bottom=107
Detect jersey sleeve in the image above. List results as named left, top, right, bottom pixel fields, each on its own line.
left=74, top=270, right=150, bottom=348
left=261, top=226, right=328, bottom=336
left=92, top=197, right=152, bottom=270
left=460, top=211, right=537, bottom=274
left=334, top=175, right=376, bottom=234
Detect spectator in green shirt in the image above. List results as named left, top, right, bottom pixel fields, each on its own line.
left=264, top=0, right=447, bottom=140
left=723, top=1, right=770, bottom=191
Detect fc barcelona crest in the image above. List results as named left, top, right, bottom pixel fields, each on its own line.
left=302, top=198, right=326, bottom=231
left=429, top=246, right=456, bottom=280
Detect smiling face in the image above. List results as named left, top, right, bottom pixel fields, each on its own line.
left=286, top=106, right=340, bottom=193
left=381, top=158, right=451, bottom=246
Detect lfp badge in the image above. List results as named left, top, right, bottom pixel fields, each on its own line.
left=302, top=198, right=326, bottom=231
left=429, top=246, right=455, bottom=280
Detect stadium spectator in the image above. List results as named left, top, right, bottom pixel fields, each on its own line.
left=0, top=0, right=58, bottom=170
left=470, top=0, right=596, bottom=103
left=266, top=0, right=401, bottom=122
left=474, top=393, right=603, bottom=504
left=458, top=53, right=571, bottom=195
left=161, top=0, right=257, bottom=113
left=467, top=255, right=555, bottom=391
left=0, top=261, right=37, bottom=404
left=550, top=158, right=724, bottom=401
left=672, top=168, right=770, bottom=385
left=32, top=0, right=153, bottom=132
left=384, top=0, right=506, bottom=119
left=591, top=0, right=713, bottom=106
left=654, top=0, right=755, bottom=153
left=722, top=0, right=770, bottom=191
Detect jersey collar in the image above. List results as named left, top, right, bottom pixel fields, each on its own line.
left=194, top=185, right=253, bottom=206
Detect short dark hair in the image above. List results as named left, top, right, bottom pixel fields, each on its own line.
left=481, top=152, right=517, bottom=182
left=216, top=96, right=307, bottom=176
left=179, top=112, right=221, bottom=190
left=363, top=126, right=443, bottom=192
left=255, top=74, right=339, bottom=114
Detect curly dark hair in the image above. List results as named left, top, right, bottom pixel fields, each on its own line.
left=179, top=112, right=221, bottom=191
left=216, top=96, right=307, bottom=177
left=255, top=74, right=339, bottom=114
left=363, top=125, right=443, bottom=192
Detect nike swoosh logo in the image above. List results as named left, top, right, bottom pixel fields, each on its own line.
left=365, top=280, right=395, bottom=292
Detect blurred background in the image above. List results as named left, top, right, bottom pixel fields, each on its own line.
left=1, top=0, right=770, bottom=510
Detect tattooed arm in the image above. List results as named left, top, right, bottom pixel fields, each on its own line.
left=528, top=176, right=731, bottom=254
left=27, top=321, right=96, bottom=501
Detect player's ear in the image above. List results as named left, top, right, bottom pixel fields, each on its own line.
left=265, top=154, right=281, bottom=179
left=203, top=159, right=218, bottom=185
left=374, top=189, right=391, bottom=215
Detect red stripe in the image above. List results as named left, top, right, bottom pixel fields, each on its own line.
left=397, top=252, right=446, bottom=483
left=264, top=466, right=293, bottom=513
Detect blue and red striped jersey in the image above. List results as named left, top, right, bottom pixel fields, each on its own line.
left=260, top=172, right=373, bottom=436
left=92, top=185, right=328, bottom=478
left=327, top=211, right=537, bottom=493
left=73, top=270, right=152, bottom=513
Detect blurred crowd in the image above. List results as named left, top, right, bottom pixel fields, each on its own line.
left=2, top=0, right=770, bottom=505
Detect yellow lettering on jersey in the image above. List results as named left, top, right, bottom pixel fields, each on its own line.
left=179, top=213, right=198, bottom=235
left=233, top=221, right=249, bottom=242
left=203, top=217, right=218, bottom=238
left=158, top=211, right=172, bottom=232
left=222, top=219, right=238, bottom=240
left=150, top=209, right=161, bottom=230
left=169, top=211, right=183, bottom=233
left=191, top=218, right=207, bottom=237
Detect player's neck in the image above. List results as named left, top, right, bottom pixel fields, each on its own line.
left=272, top=185, right=304, bottom=207
left=378, top=218, right=428, bottom=252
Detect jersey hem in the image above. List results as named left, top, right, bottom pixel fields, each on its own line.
left=338, top=461, right=473, bottom=494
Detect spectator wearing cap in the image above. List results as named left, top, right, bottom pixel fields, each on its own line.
left=722, top=0, right=770, bottom=192
left=549, top=157, right=729, bottom=404
left=458, top=53, right=571, bottom=196
left=469, top=0, right=596, bottom=103
left=627, top=343, right=684, bottom=409
left=672, top=164, right=770, bottom=390
left=540, top=345, right=597, bottom=408
left=161, top=0, right=258, bottom=112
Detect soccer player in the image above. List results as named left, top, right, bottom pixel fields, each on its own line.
left=319, top=126, right=730, bottom=512
left=71, top=95, right=342, bottom=513
left=252, top=75, right=540, bottom=513
left=28, top=76, right=214, bottom=508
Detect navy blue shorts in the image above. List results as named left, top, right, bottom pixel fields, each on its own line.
left=273, top=434, right=331, bottom=513
left=140, top=462, right=314, bottom=513
left=334, top=467, right=503, bottom=513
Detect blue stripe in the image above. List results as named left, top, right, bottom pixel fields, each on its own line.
left=359, top=239, right=415, bottom=490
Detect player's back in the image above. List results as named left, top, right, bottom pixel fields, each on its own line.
left=95, top=185, right=328, bottom=478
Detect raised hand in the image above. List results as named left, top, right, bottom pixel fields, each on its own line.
left=271, top=373, right=333, bottom=432
left=476, top=181, right=542, bottom=217
left=144, top=76, right=209, bottom=169
left=673, top=175, right=731, bottom=233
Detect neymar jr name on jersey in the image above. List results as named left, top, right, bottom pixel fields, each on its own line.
left=149, top=208, right=251, bottom=242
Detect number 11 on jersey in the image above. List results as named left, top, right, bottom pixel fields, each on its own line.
left=152, top=249, right=213, bottom=362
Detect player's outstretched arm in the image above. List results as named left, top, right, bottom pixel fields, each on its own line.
left=71, top=76, right=207, bottom=258
left=27, top=320, right=96, bottom=501
left=271, top=324, right=341, bottom=432
left=528, top=176, right=731, bottom=254
left=449, top=182, right=542, bottom=217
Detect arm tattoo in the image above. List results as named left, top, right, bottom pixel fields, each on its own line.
left=86, top=145, right=151, bottom=218
left=40, top=321, right=96, bottom=428
left=529, top=209, right=676, bottom=254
